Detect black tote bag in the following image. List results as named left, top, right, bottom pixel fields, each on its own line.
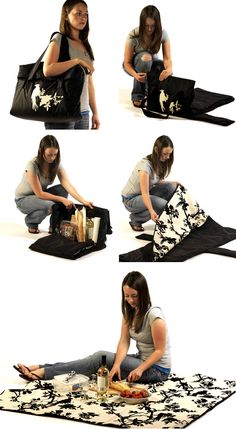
left=10, top=32, right=86, bottom=123
left=143, top=74, right=195, bottom=119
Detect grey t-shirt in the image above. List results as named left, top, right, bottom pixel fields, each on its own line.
left=15, top=158, right=63, bottom=198
left=51, top=33, right=92, bottom=113
left=122, top=158, right=160, bottom=197
left=129, top=306, right=171, bottom=370
left=127, top=27, right=169, bottom=56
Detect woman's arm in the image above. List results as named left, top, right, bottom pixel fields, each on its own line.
left=26, top=170, right=74, bottom=208
left=88, top=75, right=100, bottom=129
left=58, top=168, right=93, bottom=208
left=43, top=40, right=94, bottom=77
left=159, top=40, right=172, bottom=81
left=124, top=41, right=146, bottom=83
left=139, top=170, right=158, bottom=221
left=127, top=318, right=166, bottom=382
left=109, top=318, right=131, bottom=381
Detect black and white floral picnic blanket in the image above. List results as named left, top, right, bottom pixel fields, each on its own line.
left=153, top=185, right=207, bottom=260
left=0, top=373, right=235, bottom=428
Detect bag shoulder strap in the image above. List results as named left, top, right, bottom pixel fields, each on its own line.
left=28, top=32, right=70, bottom=80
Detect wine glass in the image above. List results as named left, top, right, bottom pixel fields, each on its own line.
left=81, top=379, right=90, bottom=400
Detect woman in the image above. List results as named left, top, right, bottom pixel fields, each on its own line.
left=15, top=135, right=93, bottom=234
left=43, top=0, right=100, bottom=129
left=124, top=5, right=172, bottom=107
left=14, top=271, right=171, bottom=383
left=122, top=135, right=177, bottom=232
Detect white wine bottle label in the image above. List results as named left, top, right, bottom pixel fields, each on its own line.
left=97, top=376, right=107, bottom=391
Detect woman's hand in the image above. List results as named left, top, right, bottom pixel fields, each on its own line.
left=150, top=210, right=159, bottom=222
left=83, top=200, right=94, bottom=209
left=127, top=367, right=143, bottom=382
left=135, top=72, right=147, bottom=83
left=159, top=68, right=172, bottom=81
left=109, top=365, right=121, bottom=382
left=78, top=58, right=95, bottom=75
left=62, top=198, right=75, bottom=209
left=91, top=114, right=100, bottom=129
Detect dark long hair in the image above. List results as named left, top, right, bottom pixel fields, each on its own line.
left=36, top=135, right=61, bottom=182
left=147, top=135, right=174, bottom=179
left=60, top=0, right=94, bottom=60
left=122, top=271, right=151, bottom=333
left=138, top=5, right=162, bottom=54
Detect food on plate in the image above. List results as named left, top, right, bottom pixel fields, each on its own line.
left=109, top=381, right=149, bottom=398
left=120, top=388, right=149, bottom=399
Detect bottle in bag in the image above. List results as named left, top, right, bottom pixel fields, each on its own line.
left=97, top=355, right=109, bottom=401
left=86, top=217, right=94, bottom=240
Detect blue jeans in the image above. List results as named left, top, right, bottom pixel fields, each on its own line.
left=44, top=113, right=89, bottom=130
left=15, top=185, right=68, bottom=228
left=123, top=182, right=176, bottom=224
left=41, top=350, right=169, bottom=383
left=124, top=52, right=164, bottom=101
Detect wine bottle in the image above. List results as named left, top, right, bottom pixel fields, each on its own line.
left=86, top=217, right=94, bottom=240
left=97, top=355, right=109, bottom=401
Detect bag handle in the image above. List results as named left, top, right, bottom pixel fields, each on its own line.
left=27, top=32, right=69, bottom=81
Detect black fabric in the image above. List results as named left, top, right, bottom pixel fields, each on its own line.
left=29, top=204, right=112, bottom=260
left=29, top=235, right=95, bottom=260
left=10, top=32, right=85, bottom=123
left=142, top=64, right=234, bottom=126
left=119, top=217, right=236, bottom=262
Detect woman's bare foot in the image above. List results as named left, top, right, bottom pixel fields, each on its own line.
left=15, top=363, right=45, bottom=380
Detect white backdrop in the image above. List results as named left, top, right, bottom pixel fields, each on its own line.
left=0, top=1, right=235, bottom=428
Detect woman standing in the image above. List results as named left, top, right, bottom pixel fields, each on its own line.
left=122, top=135, right=177, bottom=231
left=15, top=135, right=93, bottom=234
left=124, top=5, right=172, bottom=107
left=14, top=271, right=171, bottom=384
left=43, top=0, right=100, bottom=129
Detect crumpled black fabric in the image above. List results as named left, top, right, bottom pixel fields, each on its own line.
left=29, top=235, right=95, bottom=260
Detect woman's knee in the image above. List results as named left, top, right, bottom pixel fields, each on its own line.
left=91, top=350, right=115, bottom=369
left=133, top=51, right=153, bottom=72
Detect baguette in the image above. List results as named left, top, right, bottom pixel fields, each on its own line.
left=109, top=381, right=132, bottom=393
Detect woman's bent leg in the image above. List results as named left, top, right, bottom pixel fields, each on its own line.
left=132, top=52, right=153, bottom=101
left=47, top=184, right=68, bottom=198
left=123, top=195, right=150, bottom=224
left=16, top=196, right=54, bottom=228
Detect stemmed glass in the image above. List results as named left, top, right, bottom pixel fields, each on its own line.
left=81, top=374, right=97, bottom=401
